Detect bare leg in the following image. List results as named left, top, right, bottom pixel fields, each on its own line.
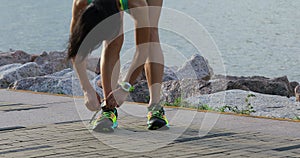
left=145, top=0, right=164, bottom=106
left=106, top=1, right=164, bottom=108
left=101, top=23, right=124, bottom=107
left=123, top=1, right=150, bottom=85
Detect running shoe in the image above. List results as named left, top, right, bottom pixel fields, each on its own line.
left=91, top=108, right=118, bottom=133
left=147, top=106, right=169, bottom=130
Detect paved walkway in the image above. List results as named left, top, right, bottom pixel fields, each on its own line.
left=0, top=89, right=300, bottom=157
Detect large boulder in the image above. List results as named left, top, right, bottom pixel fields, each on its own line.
left=119, top=61, right=178, bottom=84
left=128, top=79, right=226, bottom=104
left=10, top=69, right=99, bottom=96
left=290, top=81, right=300, bottom=93
left=214, top=75, right=295, bottom=97
left=0, top=50, right=33, bottom=66
left=127, top=80, right=150, bottom=103
left=295, top=85, right=300, bottom=102
left=176, top=54, right=213, bottom=81
left=10, top=76, right=81, bottom=96
left=34, top=51, right=72, bottom=74
left=87, top=57, right=100, bottom=74
left=185, top=90, right=300, bottom=119
left=0, top=62, right=45, bottom=88
left=119, top=62, right=147, bottom=84
left=163, top=66, right=179, bottom=82
left=161, top=79, right=226, bottom=103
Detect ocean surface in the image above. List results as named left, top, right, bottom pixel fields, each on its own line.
left=0, top=0, right=299, bottom=82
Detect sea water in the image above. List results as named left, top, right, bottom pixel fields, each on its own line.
left=0, top=0, right=299, bottom=82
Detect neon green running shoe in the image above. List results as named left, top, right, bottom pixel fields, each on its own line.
left=147, top=106, right=169, bottom=130
left=91, top=108, right=118, bottom=133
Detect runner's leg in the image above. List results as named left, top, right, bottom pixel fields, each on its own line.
left=145, top=0, right=164, bottom=106
left=101, top=18, right=124, bottom=106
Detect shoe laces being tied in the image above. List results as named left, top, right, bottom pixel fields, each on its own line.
left=99, top=110, right=117, bottom=122
left=148, top=104, right=165, bottom=119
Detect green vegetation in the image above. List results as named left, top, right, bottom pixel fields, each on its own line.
left=217, top=94, right=256, bottom=115
left=145, top=95, right=150, bottom=103
left=197, top=104, right=214, bottom=111
left=217, top=105, right=254, bottom=115
left=293, top=115, right=300, bottom=121
left=164, top=97, right=189, bottom=107
left=163, top=93, right=256, bottom=115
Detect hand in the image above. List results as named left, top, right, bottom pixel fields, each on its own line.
left=105, top=87, right=129, bottom=109
left=83, top=89, right=101, bottom=111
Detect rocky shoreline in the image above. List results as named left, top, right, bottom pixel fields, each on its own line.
left=1, top=50, right=299, bottom=119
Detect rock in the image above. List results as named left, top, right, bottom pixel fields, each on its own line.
left=295, top=85, right=300, bottom=102
left=119, top=61, right=178, bottom=84
left=216, top=75, right=294, bottom=97
left=185, top=90, right=300, bottom=119
left=163, top=66, right=178, bottom=82
left=159, top=75, right=295, bottom=103
left=92, top=75, right=104, bottom=99
left=0, top=62, right=45, bottom=88
left=47, top=68, right=73, bottom=77
left=128, top=78, right=226, bottom=104
left=127, top=80, right=150, bottom=103
left=176, top=54, right=213, bottom=81
left=0, top=50, right=32, bottom=66
left=87, top=57, right=100, bottom=74
left=290, top=81, right=300, bottom=93
left=10, top=69, right=99, bottom=96
left=0, top=63, right=22, bottom=72
left=161, top=79, right=226, bottom=103
left=127, top=76, right=230, bottom=104
left=119, top=62, right=146, bottom=84
left=34, top=51, right=72, bottom=74
left=10, top=76, right=81, bottom=96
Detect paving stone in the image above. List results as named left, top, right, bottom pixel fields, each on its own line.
left=1, top=90, right=300, bottom=157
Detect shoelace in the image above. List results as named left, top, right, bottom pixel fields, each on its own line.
left=99, top=111, right=113, bottom=121
left=151, top=110, right=164, bottom=119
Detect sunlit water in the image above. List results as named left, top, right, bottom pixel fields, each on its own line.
left=0, top=0, right=299, bottom=82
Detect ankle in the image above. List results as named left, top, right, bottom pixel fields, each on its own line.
left=148, top=103, right=163, bottom=111
left=102, top=106, right=115, bottom=112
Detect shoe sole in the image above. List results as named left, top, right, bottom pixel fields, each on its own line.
left=148, top=118, right=169, bottom=130
left=93, top=118, right=114, bottom=133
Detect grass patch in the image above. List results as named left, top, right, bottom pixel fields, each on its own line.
left=164, top=97, right=189, bottom=107
left=163, top=93, right=256, bottom=115
left=197, top=104, right=214, bottom=111
left=217, top=93, right=256, bottom=115
left=293, top=115, right=300, bottom=121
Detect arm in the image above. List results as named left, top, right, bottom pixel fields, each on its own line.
left=73, top=59, right=101, bottom=111
left=70, top=0, right=88, bottom=33
left=70, top=0, right=100, bottom=111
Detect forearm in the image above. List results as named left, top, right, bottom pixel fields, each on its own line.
left=73, top=59, right=93, bottom=92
